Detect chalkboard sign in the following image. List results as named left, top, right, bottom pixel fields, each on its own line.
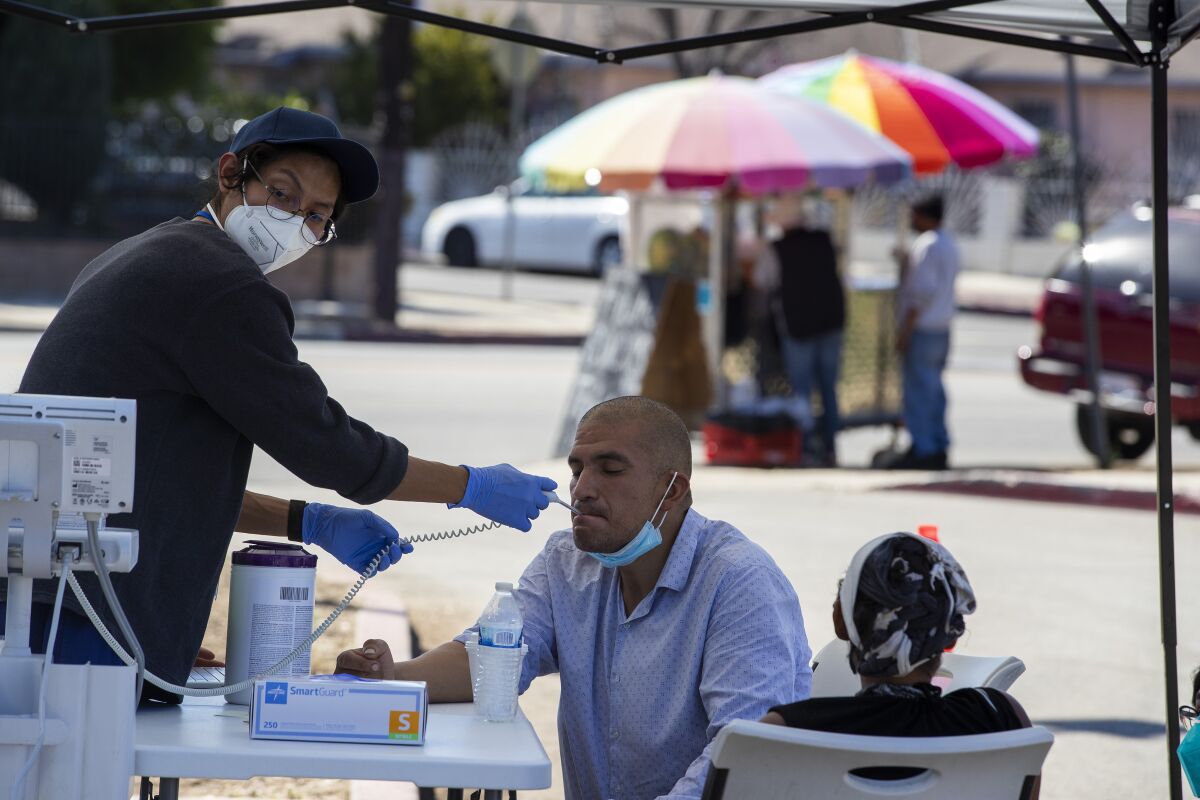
left=554, top=269, right=667, bottom=456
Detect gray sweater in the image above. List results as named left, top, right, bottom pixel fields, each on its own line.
left=13, top=218, right=409, bottom=689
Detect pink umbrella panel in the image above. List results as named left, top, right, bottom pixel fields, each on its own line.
left=760, top=53, right=1039, bottom=175
left=519, top=74, right=912, bottom=194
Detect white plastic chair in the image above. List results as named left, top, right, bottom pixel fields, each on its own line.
left=809, top=639, right=863, bottom=698
left=809, top=639, right=1026, bottom=698
left=701, top=719, right=1053, bottom=799
left=939, top=651, right=1026, bottom=693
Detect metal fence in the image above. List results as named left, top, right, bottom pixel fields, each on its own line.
left=723, top=281, right=902, bottom=431
left=0, top=112, right=385, bottom=243
left=1, top=114, right=222, bottom=239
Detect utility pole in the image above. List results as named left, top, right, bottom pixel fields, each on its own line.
left=371, top=5, right=414, bottom=324
left=1064, top=47, right=1111, bottom=468
left=901, top=28, right=920, bottom=63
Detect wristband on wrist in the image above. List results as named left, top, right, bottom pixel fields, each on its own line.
left=287, top=500, right=307, bottom=543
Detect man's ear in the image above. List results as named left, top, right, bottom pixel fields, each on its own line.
left=664, top=471, right=690, bottom=508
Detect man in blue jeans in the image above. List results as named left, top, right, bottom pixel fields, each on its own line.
left=754, top=194, right=845, bottom=466
left=891, top=196, right=958, bottom=470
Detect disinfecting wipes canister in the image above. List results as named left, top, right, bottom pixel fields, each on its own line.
left=225, top=540, right=317, bottom=705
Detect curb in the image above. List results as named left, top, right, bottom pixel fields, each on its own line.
left=884, top=477, right=1200, bottom=515
left=294, top=318, right=585, bottom=347
left=337, top=326, right=584, bottom=347
left=956, top=301, right=1033, bottom=318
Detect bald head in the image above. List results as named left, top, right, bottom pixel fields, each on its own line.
left=578, top=396, right=692, bottom=478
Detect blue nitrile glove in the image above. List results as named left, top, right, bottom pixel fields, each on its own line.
left=302, top=503, right=414, bottom=574
left=448, top=463, right=557, bottom=532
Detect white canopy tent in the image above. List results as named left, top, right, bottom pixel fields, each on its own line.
left=1, top=0, right=1197, bottom=796
left=2, top=0, right=1198, bottom=61
left=545, top=0, right=1199, bottom=49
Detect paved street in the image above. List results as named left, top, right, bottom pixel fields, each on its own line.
left=2, top=301, right=1198, bottom=798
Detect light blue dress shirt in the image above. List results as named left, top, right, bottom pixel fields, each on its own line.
left=457, top=508, right=812, bottom=800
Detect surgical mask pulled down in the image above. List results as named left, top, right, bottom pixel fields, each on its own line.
left=207, top=168, right=313, bottom=275
left=586, top=472, right=678, bottom=569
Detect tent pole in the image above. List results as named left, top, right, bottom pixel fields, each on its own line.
left=1082, top=0, right=1147, bottom=64
left=1151, top=54, right=1182, bottom=800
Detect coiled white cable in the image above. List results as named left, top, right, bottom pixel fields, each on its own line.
left=68, top=548, right=385, bottom=697
left=402, top=520, right=501, bottom=544
left=67, top=519, right=508, bottom=698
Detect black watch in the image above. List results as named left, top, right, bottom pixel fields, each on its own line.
left=287, top=500, right=307, bottom=543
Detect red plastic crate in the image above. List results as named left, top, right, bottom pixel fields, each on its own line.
left=703, top=418, right=803, bottom=467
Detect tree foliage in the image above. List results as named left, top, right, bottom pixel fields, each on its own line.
left=0, top=0, right=219, bottom=227
left=334, top=20, right=507, bottom=147
left=106, top=0, right=217, bottom=110
left=0, top=0, right=111, bottom=226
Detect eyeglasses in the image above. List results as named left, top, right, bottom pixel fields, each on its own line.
left=243, top=160, right=337, bottom=246
left=1181, top=705, right=1197, bottom=731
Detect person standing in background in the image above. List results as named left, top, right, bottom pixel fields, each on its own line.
left=754, top=193, right=846, bottom=466
left=891, top=195, right=959, bottom=470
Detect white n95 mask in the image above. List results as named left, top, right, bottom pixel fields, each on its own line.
left=207, top=200, right=313, bottom=275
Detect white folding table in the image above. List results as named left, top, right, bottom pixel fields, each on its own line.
left=134, top=696, right=552, bottom=800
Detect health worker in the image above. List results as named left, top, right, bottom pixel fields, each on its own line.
left=0, top=107, right=555, bottom=702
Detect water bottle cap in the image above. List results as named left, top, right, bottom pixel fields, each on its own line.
left=495, top=581, right=514, bottom=592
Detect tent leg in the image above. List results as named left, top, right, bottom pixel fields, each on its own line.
left=1151, top=55, right=1182, bottom=800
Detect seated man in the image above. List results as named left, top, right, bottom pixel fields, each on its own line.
left=338, top=396, right=812, bottom=799
left=761, top=532, right=1036, bottom=794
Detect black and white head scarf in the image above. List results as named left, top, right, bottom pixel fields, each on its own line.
left=839, top=532, right=976, bottom=679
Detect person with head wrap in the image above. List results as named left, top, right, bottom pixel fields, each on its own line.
left=761, top=532, right=1033, bottom=743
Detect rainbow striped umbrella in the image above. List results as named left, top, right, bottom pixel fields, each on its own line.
left=519, top=73, right=911, bottom=195
left=760, top=53, right=1039, bottom=175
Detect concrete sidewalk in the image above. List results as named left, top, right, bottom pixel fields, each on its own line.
left=706, top=461, right=1200, bottom=515
left=0, top=268, right=1042, bottom=343
left=955, top=270, right=1043, bottom=317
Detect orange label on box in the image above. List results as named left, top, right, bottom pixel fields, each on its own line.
left=389, top=710, right=420, bottom=739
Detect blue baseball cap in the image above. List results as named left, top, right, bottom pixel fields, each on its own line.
left=230, top=107, right=379, bottom=204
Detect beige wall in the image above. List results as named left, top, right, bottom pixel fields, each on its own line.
left=980, top=79, right=1200, bottom=182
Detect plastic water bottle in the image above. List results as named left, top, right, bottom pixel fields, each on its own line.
left=474, top=581, right=524, bottom=722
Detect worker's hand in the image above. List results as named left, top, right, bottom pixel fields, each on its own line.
left=302, top=503, right=414, bottom=574
left=449, top=464, right=556, bottom=532
left=336, top=639, right=396, bottom=680
left=194, top=646, right=224, bottom=668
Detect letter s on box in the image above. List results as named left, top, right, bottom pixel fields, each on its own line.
left=389, top=710, right=418, bottom=734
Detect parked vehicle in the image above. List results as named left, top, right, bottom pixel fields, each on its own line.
left=1018, top=206, right=1200, bottom=460
left=420, top=181, right=627, bottom=275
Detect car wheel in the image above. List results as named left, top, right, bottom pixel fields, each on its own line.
left=443, top=227, right=477, bottom=267
left=1075, top=405, right=1155, bottom=461
left=592, top=236, right=622, bottom=276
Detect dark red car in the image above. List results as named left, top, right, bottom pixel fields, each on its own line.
left=1018, top=207, right=1200, bottom=460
